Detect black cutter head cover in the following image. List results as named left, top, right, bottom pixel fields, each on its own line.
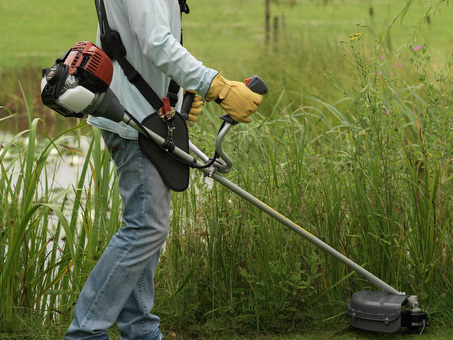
left=41, top=41, right=114, bottom=118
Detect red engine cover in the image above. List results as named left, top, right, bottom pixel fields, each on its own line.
left=64, top=41, right=113, bottom=87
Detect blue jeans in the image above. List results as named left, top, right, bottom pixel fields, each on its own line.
left=65, top=130, right=171, bottom=340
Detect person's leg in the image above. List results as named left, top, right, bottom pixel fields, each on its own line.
left=65, top=130, right=170, bottom=340
left=116, top=252, right=162, bottom=340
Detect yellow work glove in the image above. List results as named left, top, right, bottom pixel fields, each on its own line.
left=206, top=73, right=263, bottom=123
left=184, top=90, right=204, bottom=122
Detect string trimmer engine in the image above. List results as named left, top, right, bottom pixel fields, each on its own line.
left=41, top=41, right=113, bottom=118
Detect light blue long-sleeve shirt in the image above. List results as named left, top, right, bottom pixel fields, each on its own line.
left=88, top=0, right=218, bottom=139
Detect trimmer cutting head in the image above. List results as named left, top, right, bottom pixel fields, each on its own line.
left=347, top=291, right=428, bottom=333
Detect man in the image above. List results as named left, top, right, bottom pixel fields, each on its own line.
left=65, top=0, right=262, bottom=339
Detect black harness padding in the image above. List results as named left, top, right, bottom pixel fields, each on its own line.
left=94, top=0, right=191, bottom=192
left=139, top=113, right=190, bottom=192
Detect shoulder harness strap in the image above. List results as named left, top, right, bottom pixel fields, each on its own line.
left=95, top=0, right=186, bottom=110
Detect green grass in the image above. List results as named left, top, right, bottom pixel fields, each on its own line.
left=2, top=0, right=451, bottom=121
left=1, top=0, right=451, bottom=70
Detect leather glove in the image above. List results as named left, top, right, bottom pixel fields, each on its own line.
left=184, top=90, right=204, bottom=122
left=206, top=73, right=263, bottom=123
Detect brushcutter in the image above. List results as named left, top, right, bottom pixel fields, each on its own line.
left=41, top=41, right=428, bottom=333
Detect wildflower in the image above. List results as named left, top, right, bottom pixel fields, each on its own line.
left=386, top=110, right=390, bottom=115
left=380, top=55, right=385, bottom=60
left=413, top=45, right=423, bottom=51
left=349, top=32, right=363, bottom=41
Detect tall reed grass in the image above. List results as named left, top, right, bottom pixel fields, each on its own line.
left=156, top=33, right=453, bottom=336
left=0, top=99, right=121, bottom=336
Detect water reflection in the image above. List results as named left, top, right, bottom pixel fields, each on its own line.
left=1, top=117, right=97, bottom=195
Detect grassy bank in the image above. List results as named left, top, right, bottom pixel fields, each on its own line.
left=1, top=0, right=452, bottom=70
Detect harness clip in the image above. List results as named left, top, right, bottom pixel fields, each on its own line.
left=159, top=97, right=176, bottom=120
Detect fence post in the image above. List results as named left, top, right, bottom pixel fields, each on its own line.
left=265, top=0, right=270, bottom=46
left=273, top=15, right=279, bottom=48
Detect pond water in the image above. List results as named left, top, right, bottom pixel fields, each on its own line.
left=0, top=122, right=96, bottom=195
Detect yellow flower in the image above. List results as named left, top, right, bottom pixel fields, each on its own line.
left=349, top=32, right=363, bottom=41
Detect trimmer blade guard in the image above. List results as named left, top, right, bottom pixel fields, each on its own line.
left=347, top=291, right=428, bottom=333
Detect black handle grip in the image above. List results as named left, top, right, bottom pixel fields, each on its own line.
left=245, top=75, right=268, bottom=95
left=180, top=91, right=195, bottom=121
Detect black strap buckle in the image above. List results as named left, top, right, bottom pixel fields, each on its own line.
left=127, top=69, right=141, bottom=84
left=179, top=0, right=190, bottom=14
left=167, top=92, right=179, bottom=107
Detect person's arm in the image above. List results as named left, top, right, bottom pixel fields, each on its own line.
left=124, top=0, right=262, bottom=123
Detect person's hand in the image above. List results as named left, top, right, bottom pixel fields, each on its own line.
left=184, top=90, right=204, bottom=122
left=206, top=73, right=263, bottom=123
